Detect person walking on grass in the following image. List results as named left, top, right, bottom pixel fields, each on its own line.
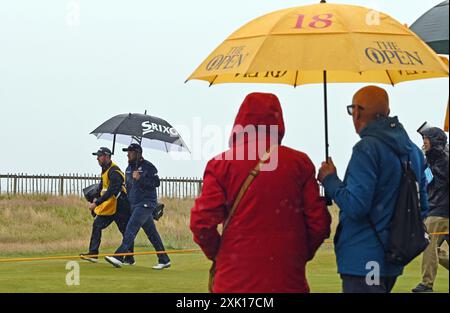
left=80, top=147, right=135, bottom=265
left=105, top=143, right=170, bottom=270
left=413, top=127, right=449, bottom=293
left=318, top=86, right=429, bottom=293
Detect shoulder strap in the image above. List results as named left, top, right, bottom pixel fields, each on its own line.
left=222, top=145, right=277, bottom=233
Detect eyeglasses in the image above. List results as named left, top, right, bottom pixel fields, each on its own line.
left=346, top=104, right=364, bottom=116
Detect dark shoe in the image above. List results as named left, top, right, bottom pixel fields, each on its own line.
left=79, top=252, right=98, bottom=263
left=412, top=283, right=433, bottom=293
left=123, top=258, right=136, bottom=266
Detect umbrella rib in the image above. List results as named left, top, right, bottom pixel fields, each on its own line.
left=227, top=31, right=415, bottom=42
left=209, top=75, right=218, bottom=87
left=111, top=114, right=133, bottom=136
left=294, top=70, right=299, bottom=88
left=385, top=70, right=395, bottom=86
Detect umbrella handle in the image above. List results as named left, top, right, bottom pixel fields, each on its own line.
left=323, top=70, right=332, bottom=206
left=112, top=134, right=116, bottom=155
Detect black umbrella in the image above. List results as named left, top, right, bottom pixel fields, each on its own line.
left=91, top=113, right=190, bottom=154
left=410, top=0, right=449, bottom=55
left=411, top=1, right=449, bottom=132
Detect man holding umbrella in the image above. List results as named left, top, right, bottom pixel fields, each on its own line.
left=105, top=143, right=171, bottom=270
left=80, top=147, right=135, bottom=265
left=318, top=86, right=429, bottom=293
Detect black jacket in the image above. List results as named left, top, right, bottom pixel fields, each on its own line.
left=125, top=158, right=160, bottom=207
left=422, top=128, right=449, bottom=218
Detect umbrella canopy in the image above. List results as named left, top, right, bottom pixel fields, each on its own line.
left=188, top=2, right=448, bottom=85
left=91, top=113, right=190, bottom=153
left=440, top=57, right=449, bottom=132
left=187, top=1, right=448, bottom=158
left=410, top=0, right=449, bottom=55
left=445, top=101, right=449, bottom=132
left=411, top=1, right=449, bottom=131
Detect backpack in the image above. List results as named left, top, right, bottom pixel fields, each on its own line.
left=370, top=155, right=430, bottom=266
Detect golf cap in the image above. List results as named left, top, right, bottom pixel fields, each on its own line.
left=92, top=147, right=112, bottom=157
left=123, top=143, right=143, bottom=153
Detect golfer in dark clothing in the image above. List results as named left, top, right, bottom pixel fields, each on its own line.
left=80, top=147, right=135, bottom=265
left=105, top=144, right=171, bottom=270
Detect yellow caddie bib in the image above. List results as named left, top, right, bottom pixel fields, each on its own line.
left=94, top=162, right=126, bottom=216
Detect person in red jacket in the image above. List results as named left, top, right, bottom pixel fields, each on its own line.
left=190, top=92, right=331, bottom=293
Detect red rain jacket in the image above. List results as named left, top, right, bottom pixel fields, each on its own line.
left=190, top=93, right=331, bottom=293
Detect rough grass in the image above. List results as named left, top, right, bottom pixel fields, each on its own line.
left=0, top=195, right=448, bottom=293
left=0, top=195, right=196, bottom=254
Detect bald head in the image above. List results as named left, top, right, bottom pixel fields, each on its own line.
left=353, top=86, right=390, bottom=117
left=351, top=86, right=390, bottom=134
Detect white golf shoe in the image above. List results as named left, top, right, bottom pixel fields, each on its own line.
left=105, top=256, right=123, bottom=268
left=152, top=261, right=171, bottom=270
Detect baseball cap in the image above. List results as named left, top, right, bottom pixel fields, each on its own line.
left=122, top=143, right=143, bottom=153
left=92, top=147, right=112, bottom=157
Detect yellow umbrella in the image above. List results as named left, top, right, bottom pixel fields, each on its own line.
left=440, top=57, right=449, bottom=132
left=187, top=1, right=449, bottom=158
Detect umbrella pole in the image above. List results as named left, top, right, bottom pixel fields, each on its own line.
left=323, top=70, right=333, bottom=206
left=323, top=70, right=329, bottom=161
left=112, top=134, right=116, bottom=155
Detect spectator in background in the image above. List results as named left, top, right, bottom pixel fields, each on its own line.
left=413, top=127, right=449, bottom=293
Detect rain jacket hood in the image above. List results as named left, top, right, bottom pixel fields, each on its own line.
left=360, top=116, right=413, bottom=156
left=422, top=127, right=449, bottom=161
left=229, top=92, right=285, bottom=147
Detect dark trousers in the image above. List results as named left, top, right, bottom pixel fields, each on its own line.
left=115, top=203, right=170, bottom=264
left=341, top=275, right=398, bottom=293
left=89, top=201, right=135, bottom=262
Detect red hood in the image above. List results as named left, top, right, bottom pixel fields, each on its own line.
left=229, top=92, right=285, bottom=148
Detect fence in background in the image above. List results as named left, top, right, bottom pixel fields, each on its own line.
left=0, top=174, right=202, bottom=198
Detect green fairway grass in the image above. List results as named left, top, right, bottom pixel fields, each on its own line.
left=0, top=246, right=447, bottom=293
left=0, top=195, right=448, bottom=293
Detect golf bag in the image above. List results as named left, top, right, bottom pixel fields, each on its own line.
left=82, top=183, right=101, bottom=217
left=153, top=203, right=165, bottom=221
left=83, top=183, right=101, bottom=203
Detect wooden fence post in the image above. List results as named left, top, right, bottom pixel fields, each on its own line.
left=59, top=177, right=64, bottom=196
left=197, top=180, right=202, bottom=196
left=13, top=175, right=17, bottom=195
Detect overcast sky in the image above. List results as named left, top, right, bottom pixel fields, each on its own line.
left=0, top=0, right=448, bottom=179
